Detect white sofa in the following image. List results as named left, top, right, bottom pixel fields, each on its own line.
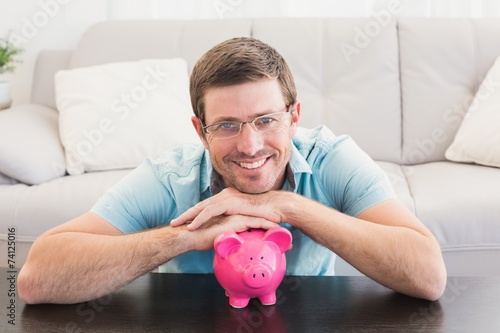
left=1, top=18, right=500, bottom=276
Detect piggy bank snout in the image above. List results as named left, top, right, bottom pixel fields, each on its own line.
left=243, top=264, right=272, bottom=288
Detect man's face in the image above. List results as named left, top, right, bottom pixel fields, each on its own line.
left=192, top=78, right=300, bottom=194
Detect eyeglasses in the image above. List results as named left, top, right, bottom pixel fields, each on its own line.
left=202, top=105, right=293, bottom=139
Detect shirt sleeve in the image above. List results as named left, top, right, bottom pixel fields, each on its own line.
left=317, top=135, right=395, bottom=217
left=91, top=159, right=176, bottom=233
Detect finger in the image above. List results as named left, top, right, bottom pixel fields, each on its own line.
left=228, top=216, right=278, bottom=234
left=188, top=197, right=270, bottom=231
left=171, top=192, right=231, bottom=226
left=249, top=218, right=277, bottom=231
left=187, top=204, right=230, bottom=230
left=170, top=203, right=206, bottom=226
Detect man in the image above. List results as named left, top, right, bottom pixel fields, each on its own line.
left=18, top=37, right=446, bottom=304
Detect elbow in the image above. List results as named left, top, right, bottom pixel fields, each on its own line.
left=18, top=265, right=42, bottom=305
left=414, top=237, right=448, bottom=301
left=422, top=277, right=447, bottom=302
left=420, top=258, right=448, bottom=302
left=427, top=271, right=447, bottom=302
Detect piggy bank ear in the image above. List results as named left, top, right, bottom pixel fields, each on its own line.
left=263, top=227, right=292, bottom=253
left=214, top=232, right=243, bottom=259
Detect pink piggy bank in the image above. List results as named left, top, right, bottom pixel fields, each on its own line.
left=213, top=227, right=293, bottom=308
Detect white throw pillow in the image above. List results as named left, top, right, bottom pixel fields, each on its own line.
left=0, top=104, right=66, bottom=185
left=445, top=56, right=500, bottom=168
left=55, top=59, right=199, bottom=175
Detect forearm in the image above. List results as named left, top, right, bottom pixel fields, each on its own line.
left=18, top=226, right=189, bottom=304
left=281, top=193, right=446, bottom=300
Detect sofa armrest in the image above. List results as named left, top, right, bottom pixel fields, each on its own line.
left=0, top=172, right=19, bottom=185
left=0, top=104, right=66, bottom=185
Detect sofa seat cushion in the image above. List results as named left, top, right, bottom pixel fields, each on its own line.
left=404, top=161, right=500, bottom=252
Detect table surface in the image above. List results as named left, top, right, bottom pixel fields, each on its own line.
left=2, top=267, right=500, bottom=333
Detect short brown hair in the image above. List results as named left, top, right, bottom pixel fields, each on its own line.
left=190, top=37, right=296, bottom=123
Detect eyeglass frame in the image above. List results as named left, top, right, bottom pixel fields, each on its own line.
left=200, top=104, right=295, bottom=139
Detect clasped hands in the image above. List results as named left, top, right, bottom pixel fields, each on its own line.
left=170, top=188, right=288, bottom=250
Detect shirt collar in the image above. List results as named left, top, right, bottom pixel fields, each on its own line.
left=285, top=142, right=313, bottom=192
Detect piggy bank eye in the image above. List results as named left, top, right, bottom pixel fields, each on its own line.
left=260, top=256, right=264, bottom=260
left=250, top=257, right=253, bottom=260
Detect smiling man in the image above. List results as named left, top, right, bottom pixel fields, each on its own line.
left=18, top=37, right=446, bottom=305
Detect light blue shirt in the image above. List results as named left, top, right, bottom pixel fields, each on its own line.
left=91, top=126, right=394, bottom=275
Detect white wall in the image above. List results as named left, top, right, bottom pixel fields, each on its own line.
left=0, top=0, right=107, bottom=105
left=1, top=0, right=499, bottom=107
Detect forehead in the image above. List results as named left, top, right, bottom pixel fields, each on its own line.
left=203, top=79, right=285, bottom=122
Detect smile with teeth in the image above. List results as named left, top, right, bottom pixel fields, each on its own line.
left=237, top=158, right=266, bottom=169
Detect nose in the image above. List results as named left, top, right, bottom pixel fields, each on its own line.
left=235, top=123, right=264, bottom=156
left=244, top=264, right=272, bottom=288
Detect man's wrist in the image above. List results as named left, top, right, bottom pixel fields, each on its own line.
left=272, top=190, right=302, bottom=226
left=151, top=225, right=193, bottom=262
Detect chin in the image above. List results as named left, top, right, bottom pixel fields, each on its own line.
left=234, top=182, right=274, bottom=194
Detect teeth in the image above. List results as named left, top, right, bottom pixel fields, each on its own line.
left=238, top=159, right=266, bottom=169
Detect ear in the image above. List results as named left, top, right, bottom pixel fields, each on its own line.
left=191, top=116, right=209, bottom=149
left=289, top=101, right=301, bottom=137
left=263, top=227, right=293, bottom=253
left=214, top=232, right=243, bottom=259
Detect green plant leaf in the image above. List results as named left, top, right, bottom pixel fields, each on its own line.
left=0, top=31, right=24, bottom=75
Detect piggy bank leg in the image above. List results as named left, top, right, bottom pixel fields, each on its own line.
left=259, top=292, right=277, bottom=306
left=229, top=296, right=251, bottom=308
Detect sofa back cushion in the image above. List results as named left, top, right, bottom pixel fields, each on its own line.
left=399, top=18, right=500, bottom=164
left=68, top=19, right=253, bottom=71
left=63, top=18, right=402, bottom=162
left=253, top=18, right=401, bottom=162
left=31, top=18, right=500, bottom=164
left=31, top=50, right=72, bottom=109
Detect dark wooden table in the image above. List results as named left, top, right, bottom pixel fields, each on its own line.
left=2, top=267, right=500, bottom=332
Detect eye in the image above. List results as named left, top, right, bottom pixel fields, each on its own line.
left=250, top=257, right=253, bottom=260
left=219, top=122, right=239, bottom=129
left=260, top=256, right=264, bottom=260
left=255, top=116, right=275, bottom=126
